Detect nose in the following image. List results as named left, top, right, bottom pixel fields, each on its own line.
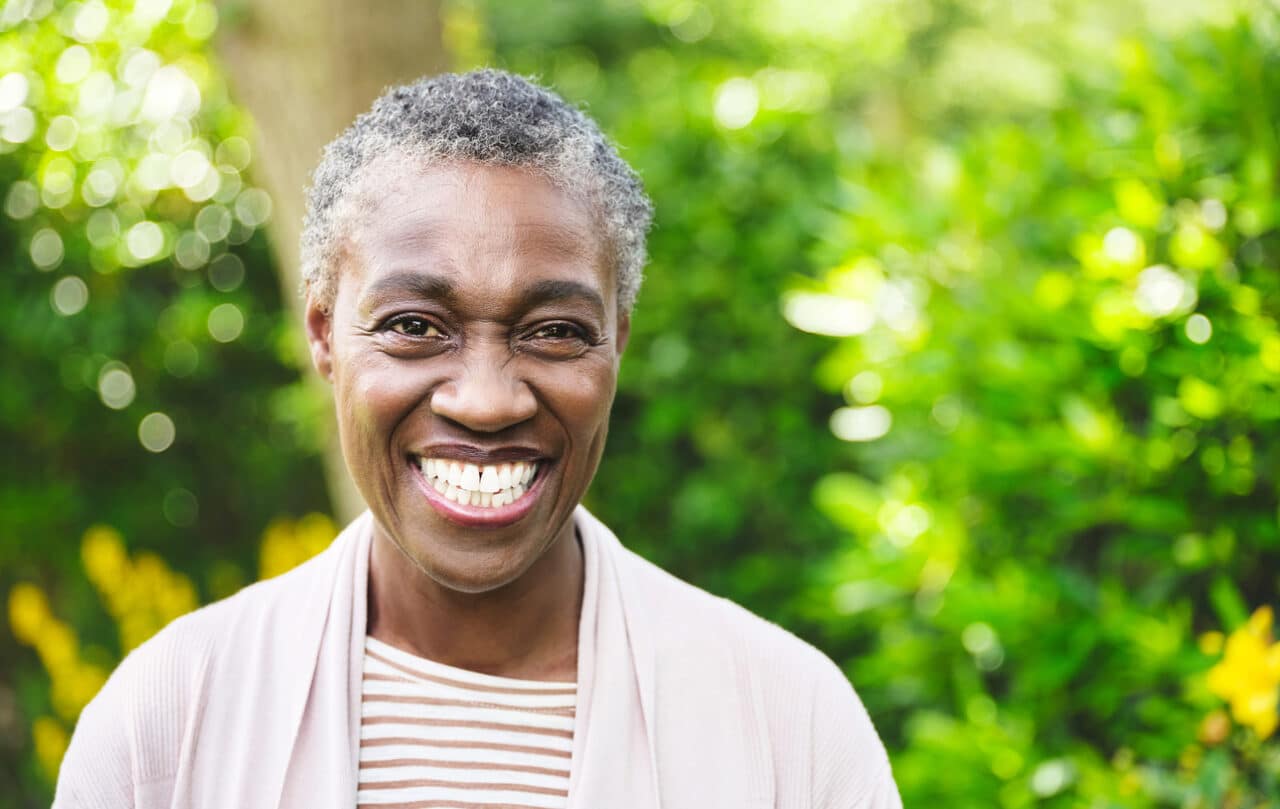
left=429, top=350, right=537, bottom=433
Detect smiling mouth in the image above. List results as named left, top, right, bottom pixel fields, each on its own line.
left=417, top=458, right=541, bottom=509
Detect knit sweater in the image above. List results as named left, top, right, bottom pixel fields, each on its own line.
left=54, top=506, right=901, bottom=808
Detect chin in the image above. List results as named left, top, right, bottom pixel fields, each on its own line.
left=403, top=537, right=544, bottom=595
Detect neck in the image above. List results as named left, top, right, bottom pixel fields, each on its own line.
left=365, top=521, right=583, bottom=682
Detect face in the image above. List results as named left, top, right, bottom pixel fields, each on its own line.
left=305, top=160, right=629, bottom=594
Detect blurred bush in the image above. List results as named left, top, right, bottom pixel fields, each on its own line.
left=0, top=0, right=329, bottom=801
left=3, top=0, right=1279, bottom=806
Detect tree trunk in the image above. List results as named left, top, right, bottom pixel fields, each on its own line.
left=216, top=1, right=449, bottom=522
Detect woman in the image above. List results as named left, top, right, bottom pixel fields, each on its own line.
left=55, top=69, right=899, bottom=809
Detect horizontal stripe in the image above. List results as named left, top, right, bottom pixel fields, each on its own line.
left=362, top=703, right=575, bottom=734
left=363, top=692, right=577, bottom=717
left=367, top=640, right=577, bottom=694
left=359, top=640, right=575, bottom=809
left=362, top=758, right=569, bottom=779
left=355, top=785, right=566, bottom=809
left=357, top=799, right=555, bottom=809
left=360, top=743, right=571, bottom=774
left=360, top=725, right=573, bottom=756
left=363, top=715, right=574, bottom=740
left=358, top=768, right=563, bottom=793
left=363, top=672, right=577, bottom=710
left=358, top=777, right=566, bottom=797
left=360, top=737, right=572, bottom=759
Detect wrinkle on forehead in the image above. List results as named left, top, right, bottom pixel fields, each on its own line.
left=350, top=158, right=603, bottom=259
left=337, top=159, right=618, bottom=316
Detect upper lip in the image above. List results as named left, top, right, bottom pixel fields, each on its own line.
left=412, top=443, right=547, bottom=464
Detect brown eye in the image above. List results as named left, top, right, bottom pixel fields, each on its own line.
left=532, top=322, right=582, bottom=340
left=387, top=315, right=442, bottom=337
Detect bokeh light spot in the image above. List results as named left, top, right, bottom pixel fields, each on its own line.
left=72, top=0, right=110, bottom=42
left=1134, top=264, right=1195, bottom=318
left=125, top=221, right=164, bottom=261
left=85, top=209, right=119, bottom=248
left=1, top=107, right=35, bottom=143
left=51, top=276, right=89, bottom=316
left=97, top=363, right=135, bottom=409
left=5, top=180, right=38, bottom=219
left=55, top=45, right=92, bottom=84
left=174, top=230, right=210, bottom=269
left=208, top=252, right=245, bottom=291
left=30, top=228, right=64, bottom=270
left=714, top=77, right=759, bottom=129
left=45, top=116, right=79, bottom=151
left=138, top=412, right=176, bottom=452
left=194, top=204, right=231, bottom=242
left=831, top=405, right=892, bottom=442
left=0, top=73, right=29, bottom=111
left=214, top=136, right=251, bottom=171
left=207, top=302, right=244, bottom=342
left=233, top=188, right=271, bottom=227
left=782, top=291, right=874, bottom=336
left=1185, top=313, right=1212, bottom=344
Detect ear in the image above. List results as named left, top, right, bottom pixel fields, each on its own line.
left=304, top=293, right=335, bottom=381
left=615, top=311, right=631, bottom=357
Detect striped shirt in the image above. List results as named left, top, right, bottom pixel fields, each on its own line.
left=359, top=636, right=577, bottom=809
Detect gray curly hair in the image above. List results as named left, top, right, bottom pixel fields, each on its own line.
left=300, top=69, right=653, bottom=312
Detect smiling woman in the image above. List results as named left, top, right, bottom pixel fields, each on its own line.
left=52, top=70, right=900, bottom=809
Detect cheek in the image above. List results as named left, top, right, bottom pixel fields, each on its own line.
left=336, top=355, right=435, bottom=453
left=542, top=360, right=618, bottom=450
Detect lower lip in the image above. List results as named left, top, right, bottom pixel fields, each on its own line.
left=411, top=461, right=549, bottom=527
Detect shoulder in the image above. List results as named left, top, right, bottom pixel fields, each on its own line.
left=611, top=536, right=901, bottom=807
left=54, top=540, right=342, bottom=805
left=613, top=537, right=833, bottom=678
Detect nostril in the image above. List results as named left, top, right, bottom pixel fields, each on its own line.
left=429, top=376, right=537, bottom=433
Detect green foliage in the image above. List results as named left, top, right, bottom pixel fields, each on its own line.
left=4, top=0, right=1280, bottom=806
left=0, top=2, right=327, bottom=801
left=476, top=0, right=1280, bottom=805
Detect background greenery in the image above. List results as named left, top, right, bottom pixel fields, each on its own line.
left=3, top=0, right=1279, bottom=805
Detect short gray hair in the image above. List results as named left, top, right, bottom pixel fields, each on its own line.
left=300, top=69, right=653, bottom=312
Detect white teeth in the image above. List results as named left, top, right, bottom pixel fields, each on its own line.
left=460, top=464, right=480, bottom=490
left=418, top=457, right=541, bottom=509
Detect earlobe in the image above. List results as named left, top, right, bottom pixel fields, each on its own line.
left=304, top=294, right=335, bottom=381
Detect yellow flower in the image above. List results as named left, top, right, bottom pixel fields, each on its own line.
left=81, top=526, right=127, bottom=591
left=258, top=513, right=337, bottom=580
left=7, top=582, right=51, bottom=644
left=1207, top=606, right=1280, bottom=739
left=31, top=716, right=69, bottom=782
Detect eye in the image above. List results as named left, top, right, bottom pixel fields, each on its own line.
left=531, top=322, right=583, bottom=340
left=385, top=314, right=443, bottom=338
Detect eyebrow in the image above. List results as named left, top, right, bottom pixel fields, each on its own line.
left=359, top=272, right=605, bottom=316
left=361, top=272, right=455, bottom=309
left=523, top=279, right=606, bottom=315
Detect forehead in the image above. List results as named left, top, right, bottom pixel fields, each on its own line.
left=340, top=159, right=612, bottom=312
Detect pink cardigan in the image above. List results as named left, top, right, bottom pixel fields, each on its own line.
left=55, top=507, right=900, bottom=808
